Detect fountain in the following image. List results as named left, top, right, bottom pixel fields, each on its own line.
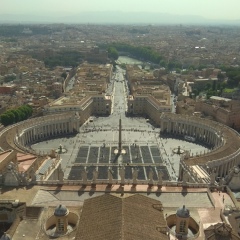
left=55, top=144, right=67, bottom=154
left=172, top=146, right=185, bottom=155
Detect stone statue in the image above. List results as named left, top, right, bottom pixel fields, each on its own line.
left=92, top=168, right=99, bottom=184
left=59, top=144, right=63, bottom=154
left=81, top=169, right=88, bottom=185
left=158, top=171, right=163, bottom=185
left=210, top=170, right=216, bottom=185
left=20, top=172, right=28, bottom=185
left=50, top=149, right=56, bottom=158
left=219, top=177, right=225, bottom=191
left=132, top=168, right=138, bottom=185
left=182, top=173, right=188, bottom=185
left=108, top=168, right=113, bottom=184
left=58, top=164, right=64, bottom=182
left=120, top=167, right=125, bottom=185
left=148, top=168, right=154, bottom=185
left=30, top=168, right=36, bottom=183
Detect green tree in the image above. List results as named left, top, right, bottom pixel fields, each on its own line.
left=103, top=43, right=162, bottom=64
left=212, top=81, right=217, bottom=91
left=11, top=109, right=21, bottom=122
left=217, top=72, right=225, bottom=82
left=4, top=75, right=16, bottom=83
left=159, top=60, right=166, bottom=68
left=0, top=112, right=15, bottom=126
left=108, top=47, right=119, bottom=60
left=61, top=72, right=67, bottom=79
left=175, top=68, right=181, bottom=73
left=18, top=105, right=32, bottom=119
left=167, top=62, right=175, bottom=71
left=0, top=105, right=33, bottom=126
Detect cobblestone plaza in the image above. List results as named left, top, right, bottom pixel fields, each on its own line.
left=31, top=67, right=208, bottom=182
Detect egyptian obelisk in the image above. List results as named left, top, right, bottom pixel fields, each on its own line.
left=118, top=118, right=122, bottom=153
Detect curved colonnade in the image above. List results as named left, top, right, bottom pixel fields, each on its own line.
left=1, top=112, right=240, bottom=185
left=0, top=114, right=80, bottom=155
left=160, top=113, right=240, bottom=181
left=16, top=114, right=80, bottom=147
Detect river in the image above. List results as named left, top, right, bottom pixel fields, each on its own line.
left=117, top=56, right=143, bottom=65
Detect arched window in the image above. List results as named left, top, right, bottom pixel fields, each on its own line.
left=179, top=220, right=186, bottom=233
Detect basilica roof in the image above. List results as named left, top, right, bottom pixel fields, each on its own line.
left=75, top=194, right=168, bottom=240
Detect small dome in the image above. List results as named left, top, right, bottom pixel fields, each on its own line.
left=176, top=205, right=190, bottom=218
left=0, top=233, right=11, bottom=240
left=54, top=204, right=68, bottom=217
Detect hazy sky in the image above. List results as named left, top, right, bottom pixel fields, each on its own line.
left=1, top=0, right=239, bottom=20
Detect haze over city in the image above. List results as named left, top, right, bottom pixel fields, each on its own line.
left=1, top=0, right=240, bottom=24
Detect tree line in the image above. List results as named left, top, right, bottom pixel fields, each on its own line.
left=29, top=50, right=84, bottom=69
left=104, top=42, right=185, bottom=71
left=0, top=105, right=33, bottom=126
left=221, top=66, right=240, bottom=88
left=104, top=43, right=163, bottom=64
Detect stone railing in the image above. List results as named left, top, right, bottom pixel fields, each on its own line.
left=226, top=186, right=238, bottom=208
left=35, top=179, right=211, bottom=188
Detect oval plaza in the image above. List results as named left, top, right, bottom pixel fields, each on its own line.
left=1, top=63, right=240, bottom=187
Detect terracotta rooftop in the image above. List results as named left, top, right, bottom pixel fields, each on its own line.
left=17, top=153, right=37, bottom=172
left=76, top=193, right=168, bottom=240
left=18, top=159, right=36, bottom=172
left=0, top=150, right=13, bottom=163
left=17, top=153, right=37, bottom=162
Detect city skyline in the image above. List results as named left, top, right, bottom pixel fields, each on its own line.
left=1, top=0, right=240, bottom=22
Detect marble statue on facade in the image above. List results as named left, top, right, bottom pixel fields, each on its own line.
left=108, top=168, right=113, bottom=185
left=148, top=168, right=154, bottom=185
left=158, top=171, right=163, bottom=185
left=210, top=170, right=216, bottom=185
left=132, top=168, right=138, bottom=185
left=58, top=164, right=64, bottom=182
left=30, top=168, right=36, bottom=183
left=92, top=168, right=99, bottom=184
left=120, top=167, right=125, bottom=185
left=81, top=169, right=88, bottom=185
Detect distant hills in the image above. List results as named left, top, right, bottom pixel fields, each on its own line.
left=0, top=11, right=240, bottom=25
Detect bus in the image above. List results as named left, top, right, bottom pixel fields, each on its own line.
left=184, top=135, right=195, bottom=142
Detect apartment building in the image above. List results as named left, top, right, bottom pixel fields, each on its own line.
left=126, top=65, right=172, bottom=124
left=44, top=63, right=113, bottom=124
left=195, top=97, right=240, bottom=130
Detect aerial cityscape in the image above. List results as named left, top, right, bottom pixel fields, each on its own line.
left=1, top=1, right=240, bottom=239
